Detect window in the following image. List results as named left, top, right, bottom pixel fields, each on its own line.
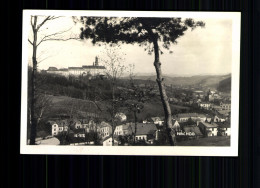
left=54, top=129, right=56, bottom=131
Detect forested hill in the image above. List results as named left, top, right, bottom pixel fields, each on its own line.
left=29, top=69, right=113, bottom=100
left=217, top=77, right=231, bottom=93
left=132, top=74, right=231, bottom=88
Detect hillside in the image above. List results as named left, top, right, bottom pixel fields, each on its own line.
left=133, top=74, right=231, bottom=88
left=217, top=77, right=231, bottom=93
left=45, top=95, right=191, bottom=122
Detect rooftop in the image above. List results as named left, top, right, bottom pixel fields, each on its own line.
left=183, top=126, right=203, bottom=136
left=132, top=123, right=158, bottom=136
left=175, top=113, right=198, bottom=118
left=116, top=123, right=133, bottom=130
left=216, top=122, right=230, bottom=128
left=99, top=121, right=112, bottom=128
left=73, top=128, right=85, bottom=134
left=82, top=65, right=106, bottom=69
left=199, top=121, right=219, bottom=128
left=47, top=67, right=58, bottom=71
left=68, top=67, right=83, bottom=70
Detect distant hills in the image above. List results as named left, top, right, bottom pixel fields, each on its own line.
left=131, top=74, right=231, bottom=89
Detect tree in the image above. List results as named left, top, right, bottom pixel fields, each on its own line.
left=99, top=46, right=126, bottom=145
left=28, top=16, right=79, bottom=144
left=27, top=66, right=52, bottom=141
left=79, top=17, right=205, bottom=145
left=120, top=64, right=155, bottom=143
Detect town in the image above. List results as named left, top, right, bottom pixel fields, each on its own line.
left=30, top=61, right=231, bottom=146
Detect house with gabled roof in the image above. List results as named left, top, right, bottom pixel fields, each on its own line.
left=47, top=120, right=69, bottom=136
left=171, top=120, right=180, bottom=131
left=198, top=121, right=219, bottom=137
left=216, top=121, right=231, bottom=136
left=114, top=123, right=133, bottom=136
left=98, top=121, right=112, bottom=138
left=183, top=126, right=203, bottom=137
left=132, top=123, right=158, bottom=142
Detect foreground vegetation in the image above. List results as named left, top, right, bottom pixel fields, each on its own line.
left=176, top=136, right=230, bottom=146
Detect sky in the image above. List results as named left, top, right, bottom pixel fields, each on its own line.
left=27, top=16, right=233, bottom=76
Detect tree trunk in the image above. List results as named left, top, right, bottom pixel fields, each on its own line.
left=111, top=82, right=115, bottom=146
left=29, top=16, right=38, bottom=145
left=134, top=110, right=137, bottom=144
left=152, top=39, right=174, bottom=146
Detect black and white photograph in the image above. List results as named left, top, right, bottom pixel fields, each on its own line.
left=20, top=10, right=240, bottom=156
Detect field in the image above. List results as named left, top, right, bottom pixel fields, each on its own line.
left=46, top=94, right=191, bottom=121
left=176, top=136, right=230, bottom=146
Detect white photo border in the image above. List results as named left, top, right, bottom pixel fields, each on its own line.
left=20, top=10, right=241, bottom=156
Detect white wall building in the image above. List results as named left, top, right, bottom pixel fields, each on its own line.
left=103, top=136, right=118, bottom=146
left=46, top=57, right=106, bottom=77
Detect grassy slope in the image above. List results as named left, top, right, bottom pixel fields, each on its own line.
left=47, top=95, right=190, bottom=121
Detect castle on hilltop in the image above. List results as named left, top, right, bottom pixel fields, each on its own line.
left=46, top=56, right=106, bottom=77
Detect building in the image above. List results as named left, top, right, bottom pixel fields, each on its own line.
left=46, top=56, right=106, bottom=77
left=220, top=102, right=231, bottom=110
left=199, top=102, right=211, bottom=110
left=173, top=113, right=199, bottom=122
left=216, top=122, right=231, bottom=136
left=115, top=112, right=127, bottom=122
left=133, top=123, right=158, bottom=142
left=84, top=119, right=97, bottom=133
left=47, top=120, right=69, bottom=136
left=206, top=90, right=222, bottom=102
left=98, top=121, right=112, bottom=138
left=103, top=136, right=119, bottom=146
left=198, top=122, right=219, bottom=137
left=150, top=117, right=164, bottom=126
left=182, top=126, right=203, bottom=137
left=214, top=115, right=226, bottom=122
left=217, top=110, right=231, bottom=117
left=171, top=120, right=180, bottom=131
left=71, top=120, right=83, bottom=129
left=114, top=123, right=133, bottom=136
left=68, top=129, right=86, bottom=145
left=197, top=114, right=213, bottom=123
left=73, top=128, right=85, bottom=138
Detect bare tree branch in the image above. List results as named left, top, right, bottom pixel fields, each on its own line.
left=49, top=16, right=64, bottom=20
left=36, top=16, right=51, bottom=31
left=36, top=16, right=64, bottom=32
left=37, top=54, right=54, bottom=64
left=37, top=27, right=80, bottom=46
left=28, top=39, right=33, bottom=45
left=40, top=37, right=81, bottom=42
